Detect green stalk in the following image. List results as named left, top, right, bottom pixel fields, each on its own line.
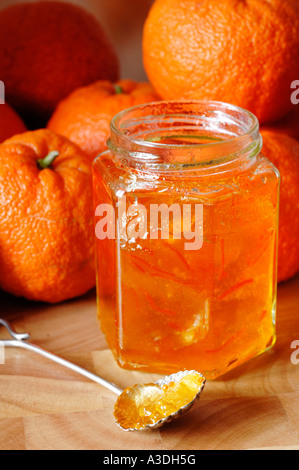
left=114, top=84, right=123, bottom=94
left=37, top=151, right=59, bottom=170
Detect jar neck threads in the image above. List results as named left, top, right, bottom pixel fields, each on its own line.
left=108, top=100, right=262, bottom=174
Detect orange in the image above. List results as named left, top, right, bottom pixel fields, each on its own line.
left=47, top=80, right=160, bottom=160
left=260, top=130, right=299, bottom=283
left=261, top=107, right=299, bottom=141
left=0, top=1, right=119, bottom=127
left=143, top=0, right=299, bottom=124
left=0, top=129, right=95, bottom=303
left=0, top=103, right=27, bottom=143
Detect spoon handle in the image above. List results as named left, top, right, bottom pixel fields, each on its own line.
left=0, top=319, right=122, bottom=396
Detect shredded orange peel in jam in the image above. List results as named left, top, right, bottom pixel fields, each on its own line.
left=114, top=371, right=206, bottom=431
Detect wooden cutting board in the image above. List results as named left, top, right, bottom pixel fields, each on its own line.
left=0, top=274, right=299, bottom=450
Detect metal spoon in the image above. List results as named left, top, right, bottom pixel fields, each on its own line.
left=0, top=318, right=206, bottom=431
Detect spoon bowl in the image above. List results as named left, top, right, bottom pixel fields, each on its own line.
left=114, top=370, right=206, bottom=431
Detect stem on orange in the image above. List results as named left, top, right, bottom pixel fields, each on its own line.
left=114, top=84, right=123, bottom=94
left=37, top=151, right=59, bottom=170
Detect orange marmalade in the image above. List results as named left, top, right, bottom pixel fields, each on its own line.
left=93, top=101, right=280, bottom=379
left=114, top=371, right=205, bottom=430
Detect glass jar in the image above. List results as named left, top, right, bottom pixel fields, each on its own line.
left=92, top=101, right=280, bottom=379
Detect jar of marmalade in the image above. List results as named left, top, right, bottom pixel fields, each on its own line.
left=93, top=101, right=280, bottom=379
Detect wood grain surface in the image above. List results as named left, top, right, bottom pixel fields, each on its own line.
left=0, top=274, right=299, bottom=450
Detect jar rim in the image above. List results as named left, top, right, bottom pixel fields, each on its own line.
left=108, top=100, right=262, bottom=171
